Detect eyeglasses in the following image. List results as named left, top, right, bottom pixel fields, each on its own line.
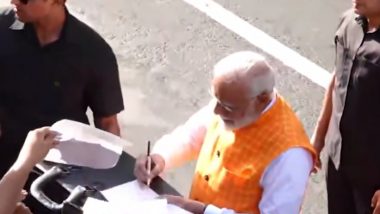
left=209, top=88, right=255, bottom=114
left=208, top=90, right=246, bottom=113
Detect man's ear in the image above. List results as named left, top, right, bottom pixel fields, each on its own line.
left=256, top=92, right=271, bottom=104
left=252, top=92, right=272, bottom=112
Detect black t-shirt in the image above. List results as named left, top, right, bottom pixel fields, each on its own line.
left=339, top=29, right=380, bottom=181
left=0, top=7, right=124, bottom=173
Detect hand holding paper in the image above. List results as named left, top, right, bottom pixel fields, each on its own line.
left=44, top=119, right=132, bottom=169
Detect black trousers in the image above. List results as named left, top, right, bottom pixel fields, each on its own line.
left=327, top=159, right=378, bottom=214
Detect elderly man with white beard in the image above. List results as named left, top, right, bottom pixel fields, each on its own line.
left=134, top=51, right=316, bottom=214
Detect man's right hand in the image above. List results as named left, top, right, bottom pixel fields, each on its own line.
left=311, top=134, right=325, bottom=172
left=134, top=154, right=165, bottom=184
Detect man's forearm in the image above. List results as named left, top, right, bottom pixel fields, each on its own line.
left=0, top=165, right=31, bottom=214
left=94, top=115, right=121, bottom=136
left=98, top=122, right=120, bottom=136
left=152, top=130, right=201, bottom=170
left=313, top=73, right=335, bottom=142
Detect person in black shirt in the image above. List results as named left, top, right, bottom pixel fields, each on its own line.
left=0, top=0, right=124, bottom=212
left=312, top=1, right=380, bottom=213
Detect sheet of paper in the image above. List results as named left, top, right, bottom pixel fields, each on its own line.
left=123, top=199, right=168, bottom=214
left=167, top=204, right=192, bottom=214
left=99, top=180, right=192, bottom=214
left=44, top=119, right=131, bottom=169
left=82, top=197, right=125, bottom=214
left=83, top=198, right=170, bottom=214
left=101, top=180, right=158, bottom=202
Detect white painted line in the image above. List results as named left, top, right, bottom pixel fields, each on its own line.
left=183, top=0, right=331, bottom=89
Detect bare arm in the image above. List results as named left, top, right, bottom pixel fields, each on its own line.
left=312, top=72, right=336, bottom=150
left=94, top=115, right=121, bottom=136
left=0, top=165, right=31, bottom=214
left=0, top=128, right=57, bottom=214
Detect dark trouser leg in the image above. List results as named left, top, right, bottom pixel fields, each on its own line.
left=351, top=184, right=377, bottom=214
left=327, top=159, right=356, bottom=214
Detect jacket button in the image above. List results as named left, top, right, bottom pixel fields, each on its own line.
left=53, top=81, right=61, bottom=87
left=204, top=175, right=210, bottom=181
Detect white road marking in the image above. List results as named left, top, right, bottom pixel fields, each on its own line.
left=183, top=0, right=331, bottom=89
left=0, top=0, right=332, bottom=88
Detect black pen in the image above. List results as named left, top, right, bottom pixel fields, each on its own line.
left=147, top=140, right=152, bottom=186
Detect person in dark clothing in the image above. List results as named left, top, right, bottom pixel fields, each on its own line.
left=312, top=0, right=380, bottom=213
left=0, top=0, right=124, bottom=212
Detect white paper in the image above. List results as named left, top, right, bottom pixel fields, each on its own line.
left=101, top=180, right=158, bottom=202
left=122, top=199, right=168, bottom=214
left=167, top=204, right=192, bottom=214
left=44, top=119, right=131, bottom=169
left=97, top=180, right=192, bottom=214
left=82, top=197, right=125, bottom=213
left=83, top=197, right=191, bottom=214
left=83, top=198, right=169, bottom=214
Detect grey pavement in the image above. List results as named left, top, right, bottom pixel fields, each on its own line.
left=215, top=0, right=351, bottom=70
left=0, top=0, right=351, bottom=213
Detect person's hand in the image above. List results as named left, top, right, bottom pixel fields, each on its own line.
left=14, top=127, right=58, bottom=171
left=372, top=190, right=380, bottom=214
left=163, top=195, right=206, bottom=214
left=13, top=203, right=32, bottom=214
left=311, top=134, right=324, bottom=173
left=18, top=190, right=28, bottom=202
left=134, top=154, right=165, bottom=184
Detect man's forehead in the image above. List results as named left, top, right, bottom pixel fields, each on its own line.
left=211, top=79, right=250, bottom=102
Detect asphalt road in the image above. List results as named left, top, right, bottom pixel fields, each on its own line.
left=0, top=0, right=354, bottom=213
left=215, top=0, right=351, bottom=70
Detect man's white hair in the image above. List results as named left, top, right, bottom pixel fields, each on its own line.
left=212, top=51, right=275, bottom=97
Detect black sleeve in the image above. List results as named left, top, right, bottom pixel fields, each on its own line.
left=86, top=39, right=124, bottom=117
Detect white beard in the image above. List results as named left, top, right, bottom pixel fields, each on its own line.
left=221, top=113, right=260, bottom=131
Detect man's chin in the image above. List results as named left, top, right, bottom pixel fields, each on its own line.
left=14, top=12, right=30, bottom=23
left=222, top=121, right=247, bottom=131
left=221, top=120, right=235, bottom=131
left=15, top=15, right=27, bottom=23
left=353, top=4, right=366, bottom=15
left=354, top=9, right=364, bottom=15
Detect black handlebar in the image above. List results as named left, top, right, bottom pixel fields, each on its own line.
left=30, top=166, right=89, bottom=212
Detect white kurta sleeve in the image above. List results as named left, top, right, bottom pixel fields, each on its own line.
left=259, top=148, right=313, bottom=214
left=152, top=105, right=213, bottom=169
left=204, top=204, right=236, bottom=214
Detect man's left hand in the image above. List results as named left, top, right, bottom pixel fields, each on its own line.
left=162, top=195, right=206, bottom=214
left=372, top=190, right=380, bottom=214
